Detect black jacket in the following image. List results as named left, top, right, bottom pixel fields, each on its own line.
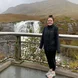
left=39, top=24, right=60, bottom=53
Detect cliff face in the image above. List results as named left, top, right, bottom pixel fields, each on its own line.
left=0, top=23, right=15, bottom=57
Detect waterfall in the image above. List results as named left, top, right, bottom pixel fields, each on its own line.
left=14, top=20, right=41, bottom=41
left=14, top=20, right=40, bottom=33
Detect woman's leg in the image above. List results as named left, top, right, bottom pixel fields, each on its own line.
left=45, top=50, right=56, bottom=71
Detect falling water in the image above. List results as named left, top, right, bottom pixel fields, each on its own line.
left=14, top=20, right=40, bottom=41
left=14, top=20, right=40, bottom=33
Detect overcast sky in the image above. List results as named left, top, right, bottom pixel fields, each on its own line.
left=68, top=0, right=78, bottom=4
left=0, top=0, right=44, bottom=13
left=0, top=0, right=78, bottom=14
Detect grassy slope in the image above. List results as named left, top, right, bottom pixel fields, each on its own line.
left=0, top=14, right=41, bottom=23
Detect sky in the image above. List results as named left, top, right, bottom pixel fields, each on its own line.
left=0, top=0, right=78, bottom=14
left=0, top=0, right=44, bottom=13
left=68, top=0, right=78, bottom=4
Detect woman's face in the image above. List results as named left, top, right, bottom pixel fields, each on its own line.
left=47, top=18, right=54, bottom=26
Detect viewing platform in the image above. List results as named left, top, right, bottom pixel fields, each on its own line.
left=0, top=32, right=78, bottom=78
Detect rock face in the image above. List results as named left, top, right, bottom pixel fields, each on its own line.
left=0, top=23, right=14, bottom=32
left=68, top=23, right=73, bottom=33
left=0, top=23, right=16, bottom=58
left=67, top=22, right=78, bottom=34
left=55, top=17, right=78, bottom=34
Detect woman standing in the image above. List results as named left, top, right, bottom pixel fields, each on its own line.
left=39, top=15, right=60, bottom=78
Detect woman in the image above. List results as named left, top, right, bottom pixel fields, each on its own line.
left=39, top=15, right=60, bottom=78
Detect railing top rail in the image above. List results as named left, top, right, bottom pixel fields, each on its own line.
left=0, top=32, right=78, bottom=39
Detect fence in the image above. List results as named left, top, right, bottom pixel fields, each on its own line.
left=0, top=32, right=78, bottom=63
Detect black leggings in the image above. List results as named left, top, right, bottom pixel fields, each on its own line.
left=45, top=50, right=56, bottom=71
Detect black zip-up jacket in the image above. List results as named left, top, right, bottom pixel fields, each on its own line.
left=39, top=24, right=60, bottom=53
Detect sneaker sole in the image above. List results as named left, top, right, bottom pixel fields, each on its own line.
left=45, top=74, right=48, bottom=78
left=45, top=75, right=55, bottom=78
left=52, top=76, right=55, bottom=78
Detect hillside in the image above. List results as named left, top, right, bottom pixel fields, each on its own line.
left=0, top=14, right=41, bottom=23
left=3, top=0, right=78, bottom=18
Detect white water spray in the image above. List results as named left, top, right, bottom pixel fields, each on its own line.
left=14, top=20, right=40, bottom=33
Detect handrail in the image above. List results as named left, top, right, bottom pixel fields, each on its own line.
left=0, top=32, right=78, bottom=39
left=0, top=32, right=78, bottom=61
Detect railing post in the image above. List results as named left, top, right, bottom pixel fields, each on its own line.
left=15, top=36, right=21, bottom=61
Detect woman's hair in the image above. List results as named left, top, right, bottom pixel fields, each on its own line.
left=48, top=15, right=54, bottom=21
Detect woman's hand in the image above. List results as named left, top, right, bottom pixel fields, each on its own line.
left=36, top=47, right=41, bottom=53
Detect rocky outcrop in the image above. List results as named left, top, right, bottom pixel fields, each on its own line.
left=0, top=23, right=16, bottom=58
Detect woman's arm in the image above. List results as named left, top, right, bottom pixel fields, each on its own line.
left=39, top=28, right=45, bottom=49
left=55, top=27, right=60, bottom=53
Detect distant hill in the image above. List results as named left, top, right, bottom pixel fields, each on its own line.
left=3, top=0, right=78, bottom=18
left=0, top=14, right=41, bottom=23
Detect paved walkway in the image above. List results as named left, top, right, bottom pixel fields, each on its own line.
left=0, top=61, right=78, bottom=78
left=0, top=65, right=68, bottom=78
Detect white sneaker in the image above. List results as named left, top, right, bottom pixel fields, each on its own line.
left=46, top=69, right=52, bottom=76
left=46, top=71, right=56, bottom=78
left=51, top=72, right=56, bottom=78
left=46, top=71, right=51, bottom=76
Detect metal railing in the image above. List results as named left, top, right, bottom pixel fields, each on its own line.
left=0, top=32, right=78, bottom=61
